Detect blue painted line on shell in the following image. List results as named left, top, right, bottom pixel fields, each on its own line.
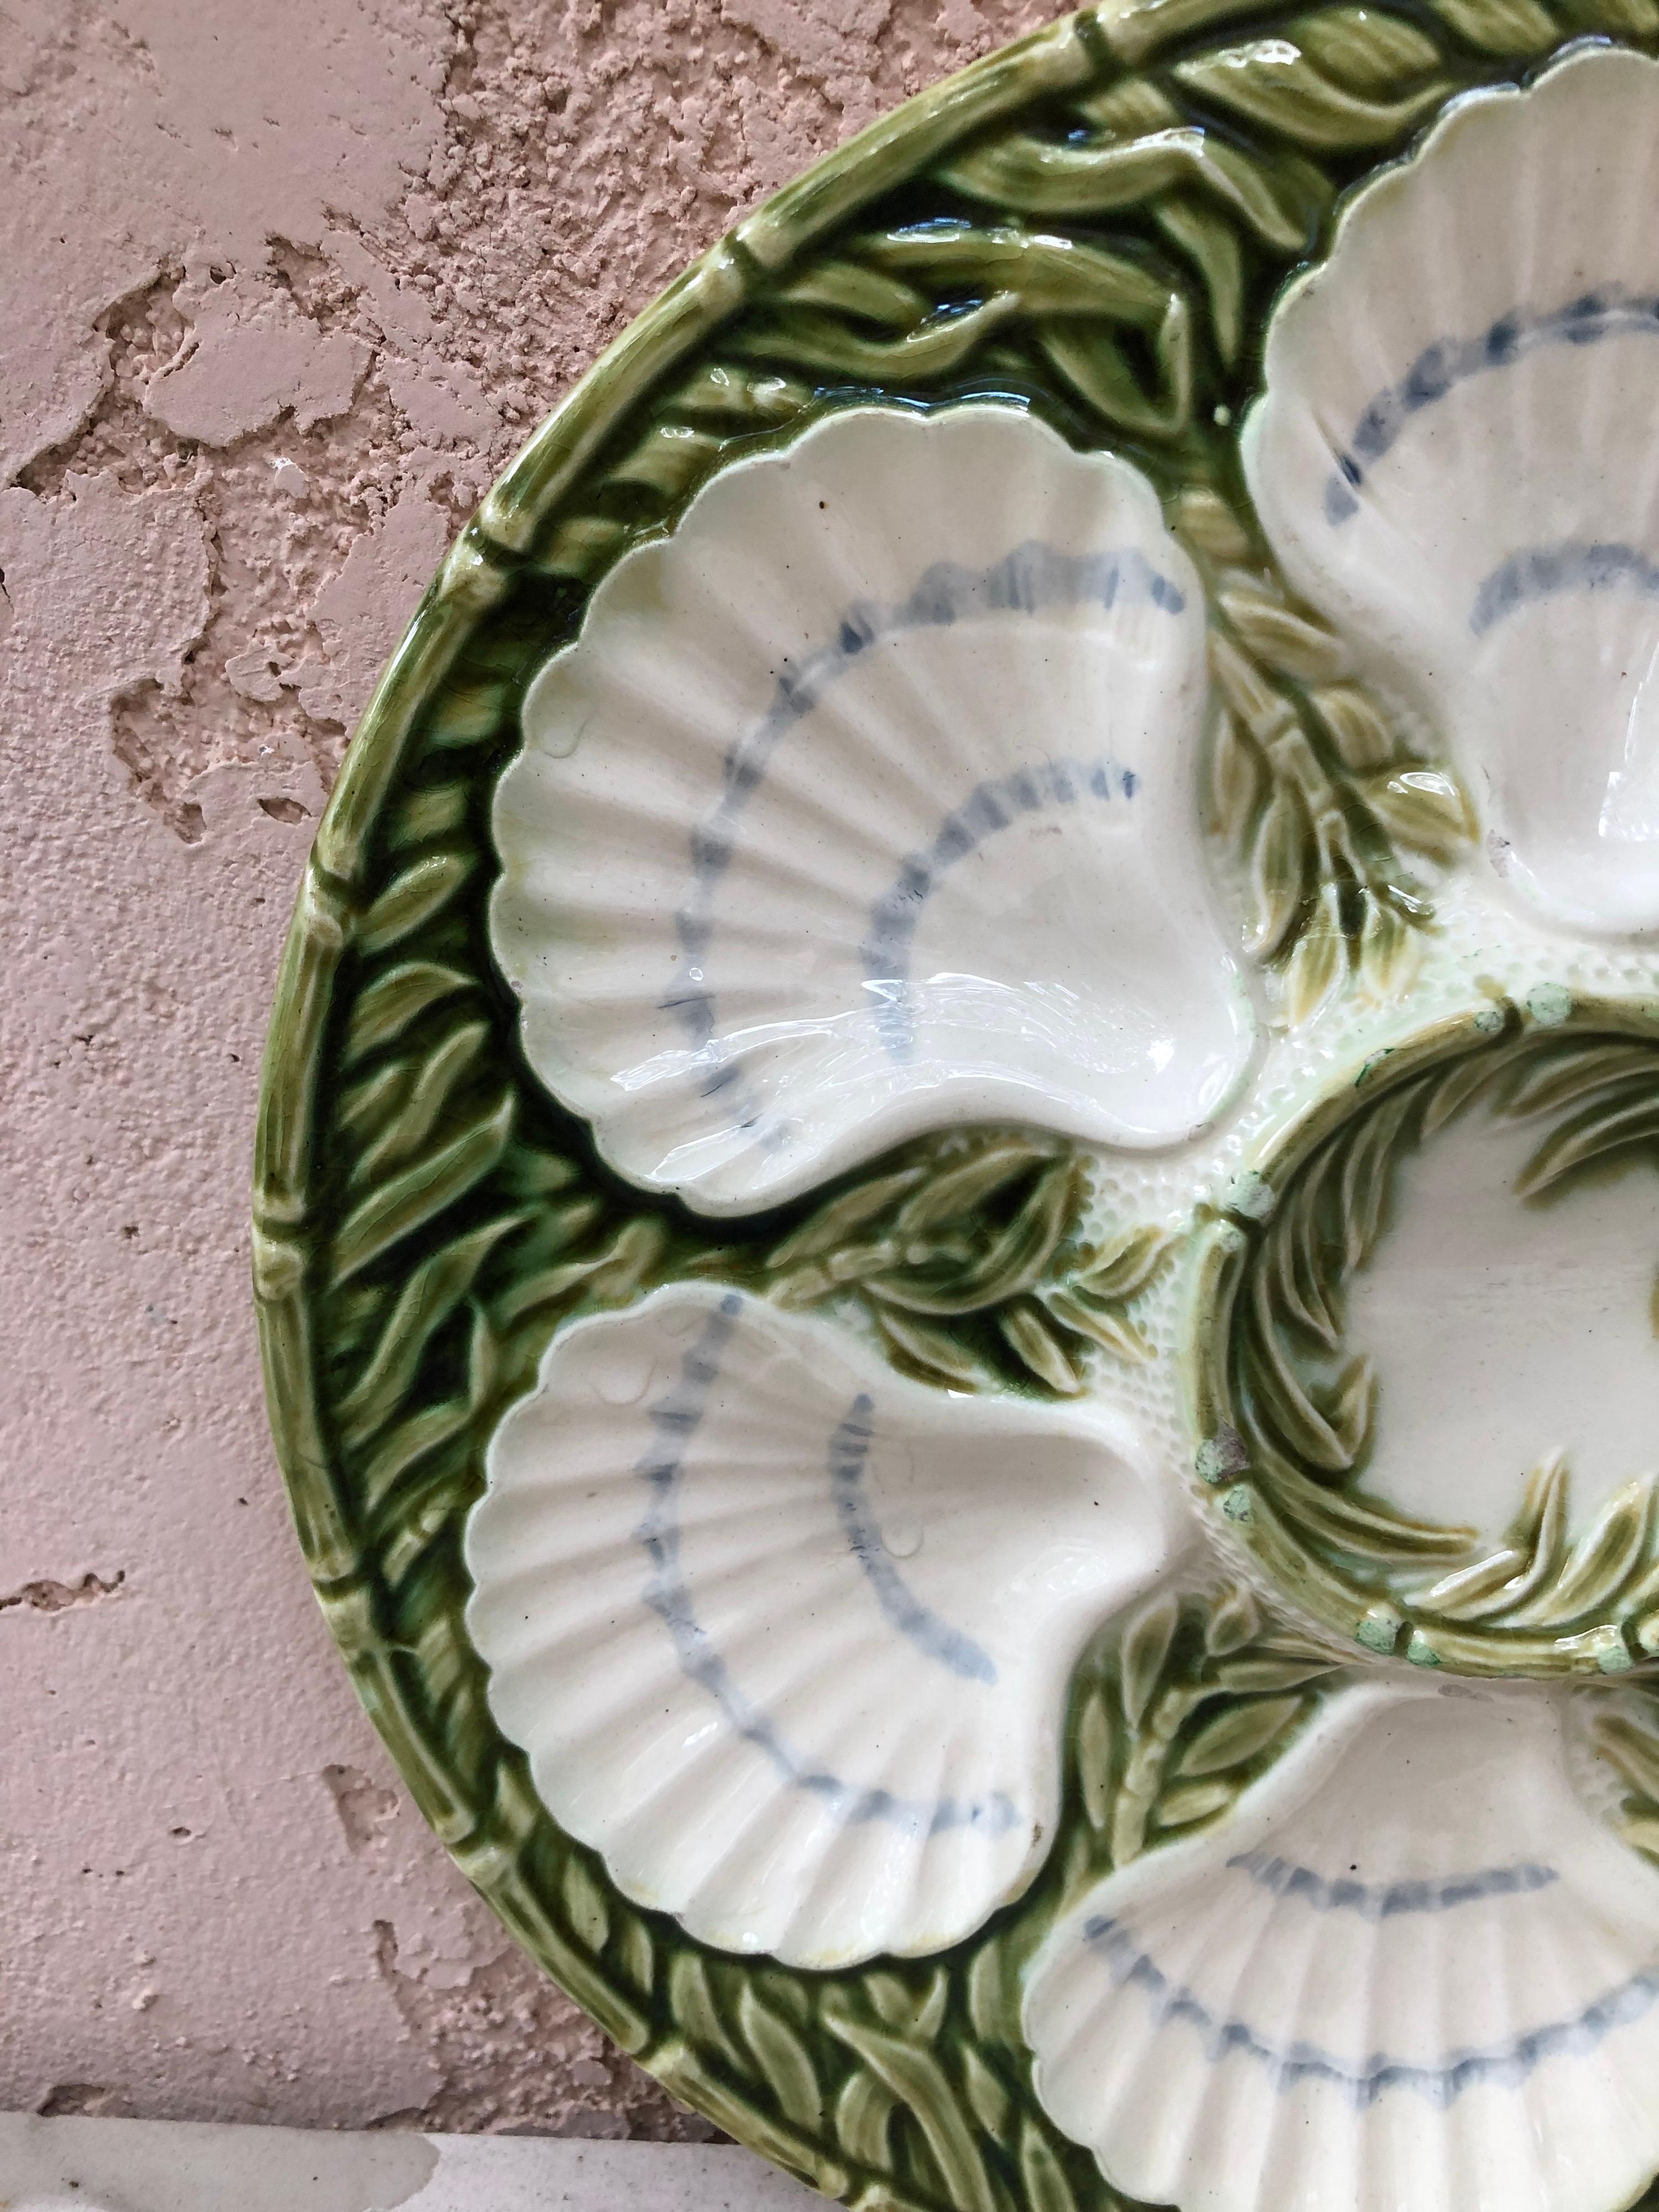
left=662, top=538, right=1186, bottom=1152
left=633, top=1294, right=1018, bottom=1838
left=1082, top=1914, right=1659, bottom=2109
left=1470, top=540, right=1659, bottom=634
left=1228, top=1848, right=1557, bottom=1917
left=1323, top=288, right=1659, bottom=525
left=828, top=1391, right=998, bottom=1684
left=861, top=755, right=1136, bottom=1062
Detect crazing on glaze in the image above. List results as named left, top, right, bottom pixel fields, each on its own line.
left=259, top=20, right=1659, bottom=2212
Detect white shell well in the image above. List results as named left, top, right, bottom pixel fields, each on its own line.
left=1025, top=1682, right=1659, bottom=2212
left=1343, top=1091, right=1659, bottom=1542
left=463, top=1283, right=1183, bottom=1970
left=1245, top=46, right=1659, bottom=937
left=491, top=403, right=1254, bottom=1215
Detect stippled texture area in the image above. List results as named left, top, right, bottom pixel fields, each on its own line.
left=1, top=0, right=1053, bottom=2135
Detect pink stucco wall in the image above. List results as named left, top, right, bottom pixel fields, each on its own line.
left=1, top=0, right=1054, bottom=2137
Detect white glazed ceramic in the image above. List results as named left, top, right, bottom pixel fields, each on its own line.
left=1343, top=1089, right=1659, bottom=1541
left=1246, top=45, right=1659, bottom=938
left=491, top=404, right=1255, bottom=1215
left=1026, top=1683, right=1659, bottom=2212
left=465, top=1282, right=1183, bottom=1969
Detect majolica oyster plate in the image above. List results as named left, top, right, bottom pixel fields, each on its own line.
left=255, top=12, right=1659, bottom=2212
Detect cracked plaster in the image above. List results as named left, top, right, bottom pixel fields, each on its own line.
left=1, top=0, right=1053, bottom=2138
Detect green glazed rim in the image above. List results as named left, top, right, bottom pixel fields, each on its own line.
left=254, top=6, right=1659, bottom=2205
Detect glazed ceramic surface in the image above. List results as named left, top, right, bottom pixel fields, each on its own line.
left=492, top=404, right=1253, bottom=1211
left=256, top=15, right=1659, bottom=2212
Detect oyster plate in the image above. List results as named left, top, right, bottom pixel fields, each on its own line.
left=255, top=18, right=1659, bottom=2212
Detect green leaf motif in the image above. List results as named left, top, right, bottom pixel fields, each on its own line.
left=836, top=2068, right=898, bottom=2169
left=1177, top=1693, right=1304, bottom=1777
left=1020, top=2121, right=1081, bottom=2212
left=735, top=1132, right=1174, bottom=1398
left=330, top=1093, right=515, bottom=1285
left=1173, top=38, right=1451, bottom=147
left=561, top=1855, right=612, bottom=1955
left=959, top=2045, right=1013, bottom=2143
left=1176, top=493, right=1472, bottom=1004
left=823, top=2003, right=1000, bottom=2212
left=740, top=1984, right=825, bottom=2133
left=357, top=852, right=472, bottom=955
left=1119, top=1595, right=1181, bottom=1731
left=1077, top=1686, right=1117, bottom=1831
left=1067, top=1592, right=1339, bottom=1884
left=343, top=959, right=473, bottom=1064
